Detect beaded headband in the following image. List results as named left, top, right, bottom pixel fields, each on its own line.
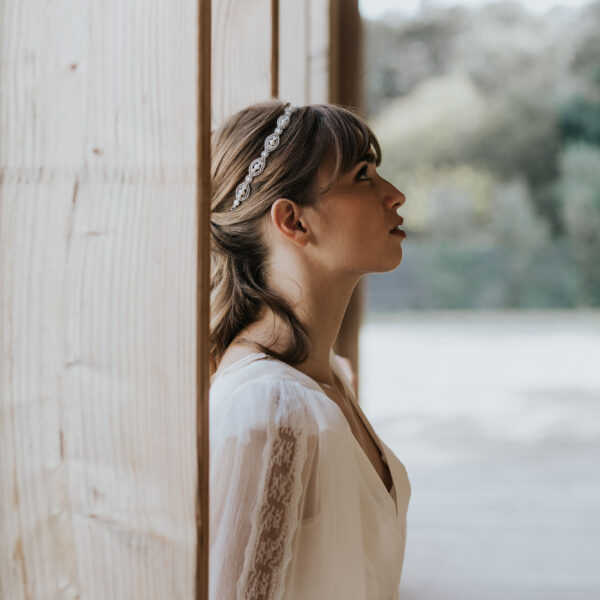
left=230, top=102, right=300, bottom=211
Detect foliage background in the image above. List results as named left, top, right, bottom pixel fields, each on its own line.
left=363, top=0, right=600, bottom=310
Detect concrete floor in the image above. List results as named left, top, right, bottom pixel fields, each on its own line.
left=359, top=311, right=600, bottom=600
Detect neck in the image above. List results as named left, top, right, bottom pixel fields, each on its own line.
left=237, top=264, right=361, bottom=386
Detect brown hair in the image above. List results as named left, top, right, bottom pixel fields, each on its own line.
left=209, top=99, right=382, bottom=375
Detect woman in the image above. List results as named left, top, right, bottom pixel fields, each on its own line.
left=209, top=100, right=410, bottom=600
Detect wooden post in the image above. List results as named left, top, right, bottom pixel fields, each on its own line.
left=197, top=2, right=212, bottom=599
left=211, top=0, right=276, bottom=124
left=329, top=0, right=365, bottom=400
left=0, top=0, right=204, bottom=596
left=279, top=0, right=330, bottom=105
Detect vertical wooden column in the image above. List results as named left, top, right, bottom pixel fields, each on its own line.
left=279, top=0, right=330, bottom=105
left=329, top=0, right=365, bottom=400
left=329, top=0, right=364, bottom=111
left=211, top=0, right=277, bottom=124
left=0, top=0, right=202, bottom=597
left=197, top=2, right=212, bottom=599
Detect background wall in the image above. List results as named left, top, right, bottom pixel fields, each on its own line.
left=0, top=0, right=362, bottom=597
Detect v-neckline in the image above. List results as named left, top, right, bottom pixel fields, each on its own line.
left=327, top=362, right=398, bottom=516
left=212, top=350, right=398, bottom=516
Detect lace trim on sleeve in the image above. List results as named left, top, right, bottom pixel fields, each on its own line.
left=236, top=388, right=309, bottom=600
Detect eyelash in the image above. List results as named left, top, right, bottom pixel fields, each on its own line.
left=356, top=164, right=370, bottom=180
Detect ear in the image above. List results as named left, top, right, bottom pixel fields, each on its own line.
left=269, top=198, right=310, bottom=247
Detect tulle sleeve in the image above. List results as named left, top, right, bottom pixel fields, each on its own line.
left=209, top=378, right=319, bottom=600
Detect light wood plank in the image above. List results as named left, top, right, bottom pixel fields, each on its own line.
left=211, top=0, right=274, bottom=126
left=279, top=0, right=331, bottom=105
left=0, top=0, right=200, bottom=596
left=279, top=0, right=310, bottom=103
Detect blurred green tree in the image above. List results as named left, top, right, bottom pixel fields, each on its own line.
left=489, top=178, right=550, bottom=307
left=559, top=143, right=600, bottom=305
left=464, top=98, right=562, bottom=233
left=558, top=96, right=600, bottom=146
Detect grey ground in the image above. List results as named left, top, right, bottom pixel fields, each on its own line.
left=359, top=311, right=600, bottom=600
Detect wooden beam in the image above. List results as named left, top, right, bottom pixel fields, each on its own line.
left=279, top=0, right=330, bottom=104
left=212, top=0, right=274, bottom=124
left=0, top=0, right=200, bottom=596
left=271, top=0, right=279, bottom=98
left=197, top=1, right=212, bottom=598
left=329, top=0, right=366, bottom=401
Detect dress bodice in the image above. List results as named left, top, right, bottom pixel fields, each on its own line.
left=209, top=351, right=411, bottom=599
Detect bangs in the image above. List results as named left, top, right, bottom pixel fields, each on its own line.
left=313, top=104, right=382, bottom=194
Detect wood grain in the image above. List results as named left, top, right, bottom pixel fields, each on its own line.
left=279, top=0, right=330, bottom=104
left=1, top=0, right=200, bottom=597
left=211, top=0, right=274, bottom=125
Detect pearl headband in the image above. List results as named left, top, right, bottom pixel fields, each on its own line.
left=230, top=102, right=300, bottom=211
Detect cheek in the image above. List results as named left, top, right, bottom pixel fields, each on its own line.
left=334, top=215, right=366, bottom=247
left=342, top=207, right=381, bottom=240
left=318, top=196, right=381, bottom=250
left=338, top=219, right=384, bottom=257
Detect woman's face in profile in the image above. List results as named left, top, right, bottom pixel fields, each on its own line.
left=310, top=152, right=407, bottom=276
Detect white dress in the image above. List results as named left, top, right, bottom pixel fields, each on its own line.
left=209, top=351, right=411, bottom=600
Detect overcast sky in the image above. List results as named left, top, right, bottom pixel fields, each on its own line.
left=359, top=0, right=593, bottom=19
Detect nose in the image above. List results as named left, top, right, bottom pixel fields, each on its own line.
left=385, top=183, right=406, bottom=212
left=394, top=190, right=406, bottom=209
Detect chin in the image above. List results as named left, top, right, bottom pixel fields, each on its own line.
left=368, top=250, right=403, bottom=274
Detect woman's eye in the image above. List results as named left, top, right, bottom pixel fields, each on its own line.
left=356, top=165, right=369, bottom=180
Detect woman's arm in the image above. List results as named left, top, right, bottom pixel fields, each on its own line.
left=209, top=379, right=318, bottom=600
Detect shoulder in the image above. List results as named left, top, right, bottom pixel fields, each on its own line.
left=210, top=355, right=323, bottom=411
left=210, top=355, right=352, bottom=438
left=210, top=374, right=321, bottom=442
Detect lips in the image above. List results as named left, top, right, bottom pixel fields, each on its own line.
left=389, top=217, right=404, bottom=232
